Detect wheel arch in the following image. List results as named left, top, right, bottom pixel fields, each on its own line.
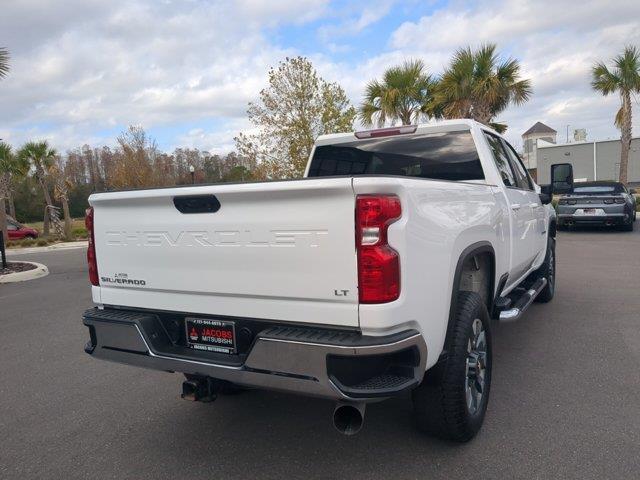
left=442, top=241, right=496, bottom=358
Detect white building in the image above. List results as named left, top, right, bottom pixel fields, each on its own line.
left=521, top=122, right=557, bottom=175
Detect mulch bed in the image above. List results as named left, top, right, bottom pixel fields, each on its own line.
left=0, top=261, right=37, bottom=276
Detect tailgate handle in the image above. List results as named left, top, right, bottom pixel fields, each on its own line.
left=173, top=195, right=221, bottom=214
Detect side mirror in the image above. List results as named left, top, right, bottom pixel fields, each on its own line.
left=539, top=193, right=552, bottom=205
left=539, top=184, right=552, bottom=204
left=551, top=163, right=573, bottom=194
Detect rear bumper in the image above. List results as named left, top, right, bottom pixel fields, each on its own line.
left=83, top=308, right=427, bottom=402
left=558, top=212, right=630, bottom=225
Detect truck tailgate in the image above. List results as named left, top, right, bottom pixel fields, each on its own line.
left=90, top=178, right=359, bottom=327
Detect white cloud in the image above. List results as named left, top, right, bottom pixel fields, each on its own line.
left=1, top=0, right=639, bottom=154
left=386, top=0, right=640, bottom=148
left=0, top=0, right=321, bottom=150
left=174, top=118, right=254, bottom=153
left=317, top=0, right=396, bottom=40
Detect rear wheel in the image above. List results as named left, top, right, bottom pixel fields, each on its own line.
left=534, top=237, right=555, bottom=303
left=622, top=218, right=634, bottom=232
left=412, top=292, right=492, bottom=442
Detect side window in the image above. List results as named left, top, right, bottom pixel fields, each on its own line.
left=483, top=132, right=516, bottom=187
left=7, top=222, right=18, bottom=231
left=502, top=140, right=533, bottom=190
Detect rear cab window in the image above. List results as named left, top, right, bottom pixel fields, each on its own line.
left=307, top=131, right=485, bottom=181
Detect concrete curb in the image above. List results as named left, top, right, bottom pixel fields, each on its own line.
left=0, top=262, right=49, bottom=284
left=7, top=241, right=88, bottom=256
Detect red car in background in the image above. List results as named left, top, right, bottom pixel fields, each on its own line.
left=6, top=218, right=39, bottom=240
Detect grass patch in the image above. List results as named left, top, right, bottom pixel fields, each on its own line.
left=7, top=236, right=58, bottom=249
left=72, top=227, right=88, bottom=239
left=18, top=218, right=88, bottom=240
left=22, top=218, right=86, bottom=232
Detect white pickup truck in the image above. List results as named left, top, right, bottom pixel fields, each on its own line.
left=83, top=120, right=572, bottom=441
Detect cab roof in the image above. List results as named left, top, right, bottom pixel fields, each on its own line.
left=314, top=119, right=495, bottom=146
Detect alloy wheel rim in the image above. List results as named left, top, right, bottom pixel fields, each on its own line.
left=465, top=318, right=487, bottom=415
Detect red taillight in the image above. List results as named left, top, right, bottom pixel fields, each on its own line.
left=85, top=207, right=99, bottom=286
left=356, top=195, right=401, bottom=303
left=354, top=125, right=417, bottom=139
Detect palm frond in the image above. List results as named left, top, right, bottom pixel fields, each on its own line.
left=0, top=47, right=9, bottom=79
left=359, top=102, right=382, bottom=127
left=489, top=122, right=508, bottom=134
left=0, top=142, right=29, bottom=177
left=591, top=62, right=620, bottom=95
left=614, top=106, right=625, bottom=129
left=18, top=140, right=58, bottom=170
left=616, top=45, right=640, bottom=92
left=437, top=43, right=530, bottom=123
left=359, top=58, right=436, bottom=126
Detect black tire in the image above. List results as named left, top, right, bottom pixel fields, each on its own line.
left=412, top=291, right=492, bottom=442
left=534, top=237, right=556, bottom=303
left=622, top=219, right=634, bottom=232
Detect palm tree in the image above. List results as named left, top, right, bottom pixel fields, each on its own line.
left=359, top=59, right=438, bottom=127
left=591, top=46, right=640, bottom=185
left=436, top=44, right=531, bottom=132
left=18, top=141, right=58, bottom=236
left=0, top=143, right=28, bottom=243
left=50, top=162, right=74, bottom=239
left=0, top=47, right=9, bottom=79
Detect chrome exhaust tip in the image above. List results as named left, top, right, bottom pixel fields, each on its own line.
left=333, top=402, right=366, bottom=435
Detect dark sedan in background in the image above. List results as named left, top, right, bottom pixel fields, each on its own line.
left=557, top=181, right=637, bottom=231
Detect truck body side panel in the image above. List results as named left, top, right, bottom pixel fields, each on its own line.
left=352, top=176, right=507, bottom=369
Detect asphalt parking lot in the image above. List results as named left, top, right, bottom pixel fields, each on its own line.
left=2, top=226, right=640, bottom=480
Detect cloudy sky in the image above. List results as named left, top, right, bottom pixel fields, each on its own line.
left=1, top=0, right=639, bottom=154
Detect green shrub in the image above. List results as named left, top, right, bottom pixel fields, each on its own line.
left=36, top=239, right=49, bottom=247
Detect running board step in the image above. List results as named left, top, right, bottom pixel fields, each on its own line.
left=499, top=277, right=547, bottom=322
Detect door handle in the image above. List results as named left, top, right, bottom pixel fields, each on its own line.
left=529, top=202, right=540, bottom=208
left=511, top=203, right=521, bottom=210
